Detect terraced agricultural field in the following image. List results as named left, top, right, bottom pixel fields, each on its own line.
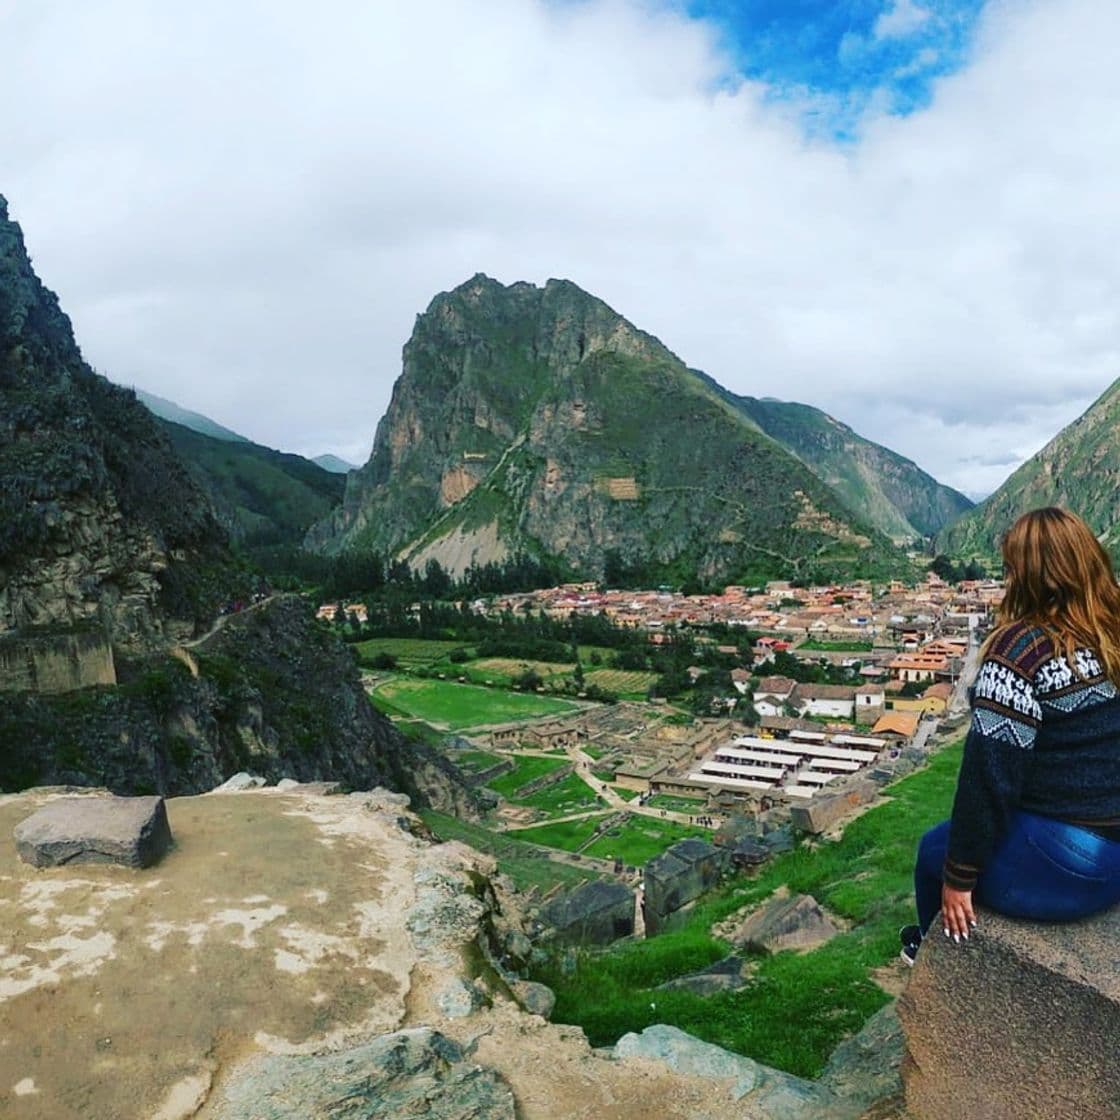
left=372, top=677, right=579, bottom=730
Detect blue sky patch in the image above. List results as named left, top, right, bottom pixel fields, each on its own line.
left=680, top=0, right=986, bottom=137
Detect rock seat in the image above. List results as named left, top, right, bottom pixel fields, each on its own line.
left=14, top=795, right=172, bottom=868
left=898, top=904, right=1120, bottom=1120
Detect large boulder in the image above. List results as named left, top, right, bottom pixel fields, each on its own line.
left=538, top=879, right=634, bottom=945
left=724, top=892, right=840, bottom=954
left=14, top=795, right=172, bottom=868
left=789, top=779, right=878, bottom=835
left=898, top=904, right=1120, bottom=1120
left=211, top=1027, right=515, bottom=1119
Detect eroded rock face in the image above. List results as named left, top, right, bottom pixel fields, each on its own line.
left=14, top=794, right=172, bottom=868
left=211, top=1028, right=517, bottom=1120
left=898, top=905, right=1120, bottom=1120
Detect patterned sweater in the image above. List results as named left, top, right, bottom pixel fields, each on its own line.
left=945, top=620, right=1120, bottom=891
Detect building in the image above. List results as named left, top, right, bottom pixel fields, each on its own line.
left=753, top=676, right=798, bottom=717
left=791, top=683, right=856, bottom=720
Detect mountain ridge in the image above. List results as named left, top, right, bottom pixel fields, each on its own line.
left=938, top=377, right=1120, bottom=559
left=307, top=273, right=922, bottom=584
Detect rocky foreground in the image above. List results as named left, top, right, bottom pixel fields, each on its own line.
left=0, top=786, right=903, bottom=1119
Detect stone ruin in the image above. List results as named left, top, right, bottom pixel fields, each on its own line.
left=643, top=838, right=728, bottom=936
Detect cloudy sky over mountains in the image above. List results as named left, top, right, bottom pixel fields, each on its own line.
left=1, top=0, right=1116, bottom=497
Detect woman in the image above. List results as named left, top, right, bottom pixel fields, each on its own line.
left=902, top=507, right=1120, bottom=965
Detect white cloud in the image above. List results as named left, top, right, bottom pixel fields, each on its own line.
left=874, top=0, right=933, bottom=41
left=0, top=0, right=1117, bottom=496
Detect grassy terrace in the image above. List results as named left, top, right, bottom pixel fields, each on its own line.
left=370, top=676, right=579, bottom=729
left=534, top=740, right=963, bottom=1078
left=419, top=811, right=604, bottom=894
left=487, top=756, right=569, bottom=798
left=355, top=637, right=470, bottom=667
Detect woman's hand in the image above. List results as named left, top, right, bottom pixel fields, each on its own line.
left=941, top=885, right=976, bottom=942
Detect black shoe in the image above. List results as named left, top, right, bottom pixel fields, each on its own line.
left=899, top=924, right=921, bottom=967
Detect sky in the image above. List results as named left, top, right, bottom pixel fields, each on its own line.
left=1, top=0, right=1118, bottom=500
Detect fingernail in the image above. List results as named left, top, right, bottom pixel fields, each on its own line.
left=953, top=934, right=960, bottom=944
left=963, top=932, right=969, bottom=941
left=970, top=920, right=977, bottom=928
left=943, top=928, right=950, bottom=938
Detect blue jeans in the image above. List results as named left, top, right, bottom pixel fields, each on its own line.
left=915, top=812, right=1120, bottom=934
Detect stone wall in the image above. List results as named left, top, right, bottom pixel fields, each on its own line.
left=0, top=628, right=116, bottom=694
left=644, top=839, right=728, bottom=936
left=898, top=904, right=1120, bottom=1119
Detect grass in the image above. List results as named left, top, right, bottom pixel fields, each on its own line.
left=533, top=740, right=964, bottom=1078
left=468, top=657, right=572, bottom=683
left=371, top=676, right=579, bottom=730
left=518, top=772, right=604, bottom=817
left=582, top=815, right=709, bottom=866
left=513, top=816, right=608, bottom=851
left=487, top=756, right=569, bottom=798
left=797, top=639, right=873, bottom=652
left=419, top=811, right=604, bottom=894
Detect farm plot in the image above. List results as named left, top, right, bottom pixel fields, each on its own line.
left=468, top=657, right=572, bottom=683
left=356, top=638, right=469, bottom=667
left=584, top=668, right=659, bottom=696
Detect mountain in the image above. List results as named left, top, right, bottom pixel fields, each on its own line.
left=710, top=389, right=973, bottom=541
left=313, top=453, right=358, bottom=473
left=307, top=274, right=914, bottom=585
left=938, top=377, right=1120, bottom=560
left=0, top=195, right=232, bottom=646
left=135, top=387, right=250, bottom=443
left=128, top=389, right=347, bottom=548
left=158, top=420, right=345, bottom=550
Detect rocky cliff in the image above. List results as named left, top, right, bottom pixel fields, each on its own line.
left=308, top=275, right=914, bottom=585
left=938, top=377, right=1120, bottom=561
left=0, top=195, right=231, bottom=648
left=0, top=596, right=478, bottom=817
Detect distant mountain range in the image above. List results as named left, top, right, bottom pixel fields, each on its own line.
left=312, top=453, right=358, bottom=474
left=939, top=377, right=1120, bottom=561
left=305, top=274, right=971, bottom=584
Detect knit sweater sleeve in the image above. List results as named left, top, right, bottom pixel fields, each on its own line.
left=944, top=624, right=1046, bottom=891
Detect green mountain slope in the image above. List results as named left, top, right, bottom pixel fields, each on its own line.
left=159, top=420, right=345, bottom=549
left=308, top=274, right=914, bottom=584
left=722, top=393, right=973, bottom=541
left=135, top=387, right=250, bottom=443
left=938, top=378, right=1120, bottom=561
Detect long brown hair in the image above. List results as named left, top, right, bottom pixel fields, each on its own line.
left=988, top=507, right=1120, bottom=683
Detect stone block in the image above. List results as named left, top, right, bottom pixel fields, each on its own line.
left=899, top=905, right=1120, bottom=1120
left=14, top=795, right=172, bottom=868
left=725, top=892, right=839, bottom=954
left=644, top=838, right=728, bottom=934
left=539, top=880, right=634, bottom=945
left=789, top=779, right=877, bottom=834
left=213, top=772, right=267, bottom=792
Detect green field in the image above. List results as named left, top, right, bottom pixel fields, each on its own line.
left=487, top=756, right=570, bottom=798
left=512, top=816, right=608, bottom=851
left=582, top=815, right=708, bottom=865
left=356, top=638, right=471, bottom=667
left=518, top=772, right=605, bottom=817
left=419, top=811, right=604, bottom=894
left=534, top=741, right=964, bottom=1078
left=371, top=677, right=579, bottom=730
left=468, top=657, right=572, bottom=683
